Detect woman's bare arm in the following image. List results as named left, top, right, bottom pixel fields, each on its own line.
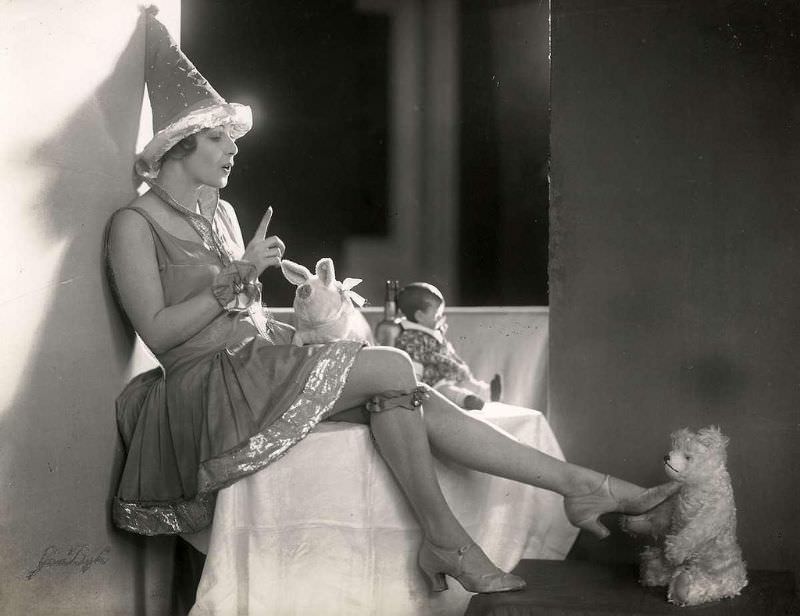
left=108, top=208, right=223, bottom=354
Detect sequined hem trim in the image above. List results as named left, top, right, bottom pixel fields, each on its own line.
left=113, top=340, right=362, bottom=535
left=113, top=493, right=215, bottom=536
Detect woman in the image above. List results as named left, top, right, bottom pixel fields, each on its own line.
left=109, top=11, right=676, bottom=596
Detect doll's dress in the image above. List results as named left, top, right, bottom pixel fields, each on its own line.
left=109, top=201, right=362, bottom=535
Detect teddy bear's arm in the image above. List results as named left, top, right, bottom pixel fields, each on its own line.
left=664, top=500, right=729, bottom=564
left=621, top=498, right=674, bottom=538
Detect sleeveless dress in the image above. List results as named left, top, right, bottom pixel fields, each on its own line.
left=109, top=201, right=362, bottom=535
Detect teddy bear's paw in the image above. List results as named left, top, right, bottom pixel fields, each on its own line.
left=713, top=562, right=749, bottom=599
left=667, top=567, right=748, bottom=607
left=668, top=585, right=716, bottom=606
left=639, top=547, right=673, bottom=587
left=620, top=514, right=652, bottom=536
left=641, top=570, right=672, bottom=588
left=667, top=571, right=694, bottom=606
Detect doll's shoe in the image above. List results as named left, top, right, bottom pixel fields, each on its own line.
left=418, top=538, right=526, bottom=594
left=564, top=475, right=680, bottom=539
left=490, top=374, right=502, bottom=402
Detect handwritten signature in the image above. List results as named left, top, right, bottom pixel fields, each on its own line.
left=26, top=545, right=110, bottom=580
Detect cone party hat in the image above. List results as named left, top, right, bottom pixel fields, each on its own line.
left=135, top=7, right=252, bottom=178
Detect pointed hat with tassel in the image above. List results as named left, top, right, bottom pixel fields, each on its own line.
left=135, top=7, right=252, bottom=178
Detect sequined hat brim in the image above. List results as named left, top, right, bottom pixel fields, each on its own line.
left=135, top=101, right=252, bottom=179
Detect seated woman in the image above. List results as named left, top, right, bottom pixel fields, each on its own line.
left=108, top=11, right=677, bottom=598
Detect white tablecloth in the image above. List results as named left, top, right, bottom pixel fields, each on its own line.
left=273, top=307, right=550, bottom=411
left=188, top=403, right=578, bottom=616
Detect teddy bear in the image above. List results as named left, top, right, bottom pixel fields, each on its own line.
left=280, top=257, right=374, bottom=347
left=621, top=426, right=747, bottom=606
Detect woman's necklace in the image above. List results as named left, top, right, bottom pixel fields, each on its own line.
left=145, top=178, right=273, bottom=339
left=145, top=179, right=231, bottom=266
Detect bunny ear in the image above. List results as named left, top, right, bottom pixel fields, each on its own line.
left=316, top=258, right=335, bottom=287
left=281, top=259, right=312, bottom=286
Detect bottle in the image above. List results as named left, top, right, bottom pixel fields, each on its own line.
left=374, top=280, right=402, bottom=347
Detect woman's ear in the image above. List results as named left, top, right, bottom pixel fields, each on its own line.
left=280, top=259, right=312, bottom=286
left=316, top=258, right=335, bottom=287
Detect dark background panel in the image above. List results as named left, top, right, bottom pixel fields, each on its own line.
left=459, top=0, right=550, bottom=306
left=549, top=0, right=800, bottom=574
left=182, top=0, right=550, bottom=306
left=182, top=0, right=390, bottom=306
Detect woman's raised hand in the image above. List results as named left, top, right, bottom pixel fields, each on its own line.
left=242, top=207, right=285, bottom=276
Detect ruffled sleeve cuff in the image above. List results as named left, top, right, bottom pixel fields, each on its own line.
left=211, top=260, right=262, bottom=312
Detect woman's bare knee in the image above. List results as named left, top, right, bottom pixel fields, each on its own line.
left=355, top=346, right=417, bottom=388
left=333, top=346, right=417, bottom=411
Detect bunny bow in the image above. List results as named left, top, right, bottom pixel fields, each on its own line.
left=338, top=278, right=366, bottom=307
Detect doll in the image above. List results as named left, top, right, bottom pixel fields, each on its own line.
left=393, top=282, right=500, bottom=410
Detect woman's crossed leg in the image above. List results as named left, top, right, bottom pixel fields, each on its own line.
left=324, top=346, right=677, bottom=592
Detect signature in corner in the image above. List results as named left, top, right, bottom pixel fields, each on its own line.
left=26, top=545, right=110, bottom=580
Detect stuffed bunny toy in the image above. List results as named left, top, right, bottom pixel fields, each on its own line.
left=280, top=257, right=374, bottom=347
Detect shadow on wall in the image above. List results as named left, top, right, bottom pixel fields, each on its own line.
left=0, top=12, right=177, bottom=615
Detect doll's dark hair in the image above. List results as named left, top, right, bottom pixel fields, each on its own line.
left=397, top=283, right=445, bottom=322
left=163, top=133, right=198, bottom=160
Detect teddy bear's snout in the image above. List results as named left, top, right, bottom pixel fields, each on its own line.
left=663, top=455, right=670, bottom=463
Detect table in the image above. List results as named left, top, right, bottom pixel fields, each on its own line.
left=187, top=403, right=578, bottom=616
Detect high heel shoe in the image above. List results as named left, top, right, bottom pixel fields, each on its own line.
left=417, top=538, right=526, bottom=594
left=564, top=475, right=680, bottom=539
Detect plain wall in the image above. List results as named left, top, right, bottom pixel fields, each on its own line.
left=0, top=2, right=178, bottom=613
left=549, top=0, right=800, bottom=575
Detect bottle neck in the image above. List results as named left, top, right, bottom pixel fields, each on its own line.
left=383, top=280, right=398, bottom=320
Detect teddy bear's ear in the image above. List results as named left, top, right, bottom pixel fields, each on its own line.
left=316, top=258, right=335, bottom=287
left=696, top=425, right=728, bottom=451
left=281, top=259, right=313, bottom=286
left=670, top=427, right=692, bottom=449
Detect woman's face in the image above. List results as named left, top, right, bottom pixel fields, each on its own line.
left=183, top=125, right=238, bottom=188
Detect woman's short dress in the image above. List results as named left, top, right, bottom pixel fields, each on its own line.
left=109, top=201, right=362, bottom=535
